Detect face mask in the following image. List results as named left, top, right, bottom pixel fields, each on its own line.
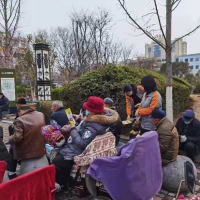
left=184, top=120, right=191, bottom=125
left=85, top=110, right=89, bottom=116
left=128, top=92, right=133, bottom=96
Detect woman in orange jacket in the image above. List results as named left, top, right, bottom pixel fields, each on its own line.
left=123, top=84, right=144, bottom=120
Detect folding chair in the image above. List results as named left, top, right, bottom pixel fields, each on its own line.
left=175, top=161, right=196, bottom=199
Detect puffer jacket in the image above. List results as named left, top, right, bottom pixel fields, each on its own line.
left=138, top=91, right=162, bottom=131
left=156, top=117, right=179, bottom=165
left=59, top=108, right=119, bottom=160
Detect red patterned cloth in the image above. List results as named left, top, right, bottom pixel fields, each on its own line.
left=0, top=165, right=56, bottom=200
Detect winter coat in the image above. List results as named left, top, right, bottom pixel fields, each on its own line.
left=0, top=139, right=9, bottom=162
left=9, top=109, right=46, bottom=160
left=0, top=95, right=9, bottom=111
left=50, top=107, right=69, bottom=127
left=138, top=91, right=162, bottom=131
left=108, top=107, right=122, bottom=145
left=59, top=108, right=119, bottom=160
left=125, top=85, right=144, bottom=117
left=156, top=117, right=179, bottom=165
left=176, top=117, right=200, bottom=145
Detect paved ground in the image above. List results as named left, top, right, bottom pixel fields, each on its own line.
left=2, top=95, right=200, bottom=199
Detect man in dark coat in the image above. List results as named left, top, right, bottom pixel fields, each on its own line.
left=176, top=110, right=200, bottom=161
left=50, top=101, right=69, bottom=127
left=0, top=92, right=9, bottom=119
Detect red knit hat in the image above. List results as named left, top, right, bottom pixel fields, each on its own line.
left=83, top=96, right=104, bottom=114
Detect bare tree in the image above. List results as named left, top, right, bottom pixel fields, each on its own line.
left=89, top=10, right=112, bottom=69
left=51, top=27, right=77, bottom=82
left=0, top=0, right=21, bottom=68
left=117, top=0, right=200, bottom=121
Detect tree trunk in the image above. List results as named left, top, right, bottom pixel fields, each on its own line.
left=3, top=1, right=10, bottom=68
left=165, top=0, right=173, bottom=122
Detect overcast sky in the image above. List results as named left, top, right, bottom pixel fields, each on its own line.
left=21, top=0, right=200, bottom=55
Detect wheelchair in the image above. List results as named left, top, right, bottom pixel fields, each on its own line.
left=46, top=132, right=118, bottom=199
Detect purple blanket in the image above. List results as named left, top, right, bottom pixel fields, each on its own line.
left=87, top=131, right=162, bottom=200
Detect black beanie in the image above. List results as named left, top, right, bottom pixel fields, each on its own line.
left=123, top=84, right=132, bottom=93
left=151, top=108, right=166, bottom=119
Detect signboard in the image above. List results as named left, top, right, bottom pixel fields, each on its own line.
left=0, top=69, right=16, bottom=101
left=1, top=78, right=15, bottom=101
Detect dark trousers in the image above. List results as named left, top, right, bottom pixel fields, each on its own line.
left=6, top=146, right=18, bottom=172
left=0, top=107, right=8, bottom=119
left=6, top=125, right=18, bottom=172
left=52, top=153, right=74, bottom=186
left=179, top=142, right=197, bottom=161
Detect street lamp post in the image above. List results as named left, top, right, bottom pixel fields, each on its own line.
left=34, top=43, right=51, bottom=101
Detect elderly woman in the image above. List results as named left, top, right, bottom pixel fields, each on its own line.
left=135, top=75, right=162, bottom=134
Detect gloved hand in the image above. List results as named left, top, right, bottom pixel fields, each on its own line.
left=180, top=135, right=187, bottom=143
left=61, top=124, right=74, bottom=133
left=60, top=124, right=76, bottom=139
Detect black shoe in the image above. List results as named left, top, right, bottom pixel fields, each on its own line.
left=8, top=173, right=17, bottom=180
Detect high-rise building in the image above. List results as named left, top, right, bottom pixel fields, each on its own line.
left=145, top=35, right=187, bottom=62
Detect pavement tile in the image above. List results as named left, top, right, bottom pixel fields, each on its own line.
left=156, top=193, right=166, bottom=198
left=186, top=192, right=197, bottom=197
left=159, top=189, right=168, bottom=195
left=197, top=180, right=200, bottom=186
left=153, top=197, right=162, bottom=200
left=163, top=196, right=174, bottom=200
left=195, top=185, right=200, bottom=192
left=168, top=193, right=176, bottom=197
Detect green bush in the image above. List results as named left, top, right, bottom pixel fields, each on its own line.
left=40, top=101, right=53, bottom=124
left=51, top=88, right=63, bottom=100
left=59, top=66, right=192, bottom=119
left=193, top=82, right=200, bottom=94
left=16, top=86, right=26, bottom=97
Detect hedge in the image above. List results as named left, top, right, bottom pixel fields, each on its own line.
left=51, top=88, right=63, bottom=100
left=57, top=66, right=192, bottom=120
left=40, top=101, right=53, bottom=124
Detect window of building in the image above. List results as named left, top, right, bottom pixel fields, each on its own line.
left=185, top=59, right=188, bottom=62
left=190, top=58, right=194, bottom=62
left=196, top=57, right=200, bottom=62
left=190, top=66, right=193, bottom=70
left=196, top=65, right=199, bottom=69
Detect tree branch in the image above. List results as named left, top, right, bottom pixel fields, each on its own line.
left=172, top=0, right=182, bottom=11
left=172, top=24, right=200, bottom=45
left=153, top=0, right=166, bottom=43
left=117, top=0, right=166, bottom=50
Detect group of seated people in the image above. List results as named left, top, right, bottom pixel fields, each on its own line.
left=1, top=74, right=200, bottom=195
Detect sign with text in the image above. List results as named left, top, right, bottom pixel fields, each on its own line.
left=1, top=78, right=15, bottom=101
left=0, top=69, right=16, bottom=101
